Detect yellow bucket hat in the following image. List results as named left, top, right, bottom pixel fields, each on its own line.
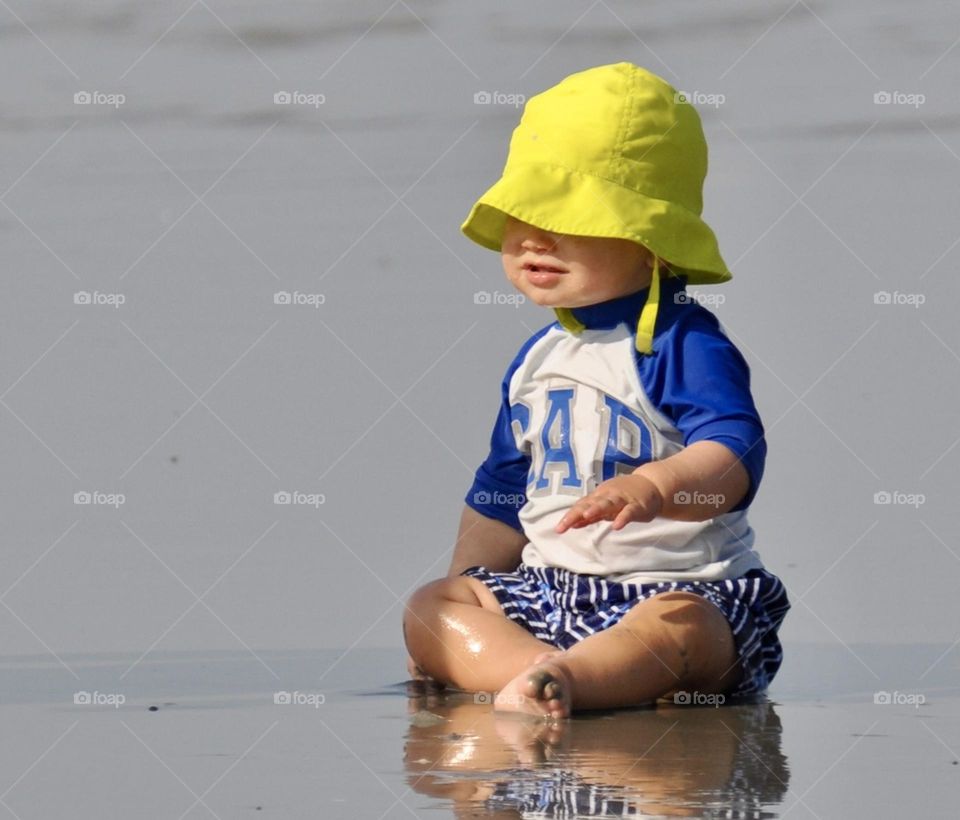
left=461, top=62, right=731, bottom=354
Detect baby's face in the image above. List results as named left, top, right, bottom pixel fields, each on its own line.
left=501, top=216, right=654, bottom=308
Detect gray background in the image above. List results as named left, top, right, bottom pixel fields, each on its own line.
left=3, top=0, right=959, bottom=670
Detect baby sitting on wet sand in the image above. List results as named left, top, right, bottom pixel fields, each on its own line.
left=403, top=63, right=790, bottom=719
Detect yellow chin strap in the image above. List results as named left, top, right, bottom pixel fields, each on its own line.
left=553, top=306, right=586, bottom=333
left=634, top=255, right=660, bottom=355
left=552, top=255, right=661, bottom=355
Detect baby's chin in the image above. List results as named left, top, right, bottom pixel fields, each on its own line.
left=518, top=288, right=597, bottom=309
left=506, top=277, right=577, bottom=307
left=522, top=290, right=567, bottom=307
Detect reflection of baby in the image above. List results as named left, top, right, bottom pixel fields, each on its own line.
left=403, top=696, right=789, bottom=818
left=404, top=62, right=790, bottom=719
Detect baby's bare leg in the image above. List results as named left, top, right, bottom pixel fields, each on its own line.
left=496, top=592, right=742, bottom=719
left=404, top=576, right=559, bottom=693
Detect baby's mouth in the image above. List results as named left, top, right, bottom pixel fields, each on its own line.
left=522, top=261, right=566, bottom=274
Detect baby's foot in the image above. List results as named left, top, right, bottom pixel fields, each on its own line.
left=493, top=710, right=567, bottom=765
left=494, top=651, right=573, bottom=720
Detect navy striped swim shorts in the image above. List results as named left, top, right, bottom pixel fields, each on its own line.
left=459, top=563, right=791, bottom=698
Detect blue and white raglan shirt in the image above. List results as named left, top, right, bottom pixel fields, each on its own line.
left=464, top=274, right=767, bottom=585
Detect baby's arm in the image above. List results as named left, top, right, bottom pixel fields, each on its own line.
left=556, top=309, right=764, bottom=534
left=447, top=504, right=527, bottom=577
left=555, top=440, right=750, bottom=533
left=638, top=439, right=749, bottom=519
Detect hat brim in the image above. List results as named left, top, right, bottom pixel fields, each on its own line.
left=461, top=162, right=731, bottom=286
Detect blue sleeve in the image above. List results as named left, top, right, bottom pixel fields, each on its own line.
left=639, top=311, right=766, bottom=512
left=464, top=393, right=529, bottom=531
left=464, top=328, right=551, bottom=531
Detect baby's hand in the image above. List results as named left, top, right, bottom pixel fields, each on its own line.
left=554, top=474, right=663, bottom=534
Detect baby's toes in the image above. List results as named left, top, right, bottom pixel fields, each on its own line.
left=542, top=679, right=562, bottom=701
left=524, top=667, right=556, bottom=697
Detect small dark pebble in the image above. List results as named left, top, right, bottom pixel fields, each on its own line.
left=170, top=455, right=178, bottom=463
left=256, top=807, right=262, bottom=811
left=148, top=706, right=159, bottom=711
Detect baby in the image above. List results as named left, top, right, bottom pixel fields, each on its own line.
left=403, top=62, right=790, bottom=719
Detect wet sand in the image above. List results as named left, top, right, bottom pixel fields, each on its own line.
left=1, top=643, right=956, bottom=818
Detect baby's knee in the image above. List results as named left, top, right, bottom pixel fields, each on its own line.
left=404, top=579, right=444, bottom=630
left=403, top=577, right=471, bottom=661
left=660, top=594, right=740, bottom=691
left=406, top=575, right=499, bottom=616
left=403, top=577, right=464, bottom=636
left=620, top=592, right=739, bottom=690
left=403, top=576, right=501, bottom=648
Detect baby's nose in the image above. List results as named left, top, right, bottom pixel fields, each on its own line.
left=521, top=232, right=559, bottom=252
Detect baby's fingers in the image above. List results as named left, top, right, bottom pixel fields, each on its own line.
left=611, top=503, right=642, bottom=530
left=611, top=501, right=659, bottom=530
left=555, top=495, right=624, bottom=533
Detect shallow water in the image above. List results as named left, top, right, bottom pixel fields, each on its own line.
left=1, top=644, right=956, bottom=818
left=3, top=0, right=960, bottom=816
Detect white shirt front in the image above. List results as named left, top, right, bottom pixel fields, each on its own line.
left=511, top=324, right=762, bottom=584
left=466, top=276, right=768, bottom=584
